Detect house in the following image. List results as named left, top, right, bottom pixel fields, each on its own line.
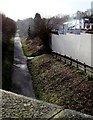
left=84, top=17, right=93, bottom=30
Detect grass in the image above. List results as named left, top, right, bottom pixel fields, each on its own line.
left=27, top=57, right=44, bottom=100
left=21, top=37, right=46, bottom=57
left=83, top=73, right=93, bottom=81
left=71, top=65, right=93, bottom=81
left=21, top=39, right=32, bottom=56
left=2, top=38, right=14, bottom=91
left=27, top=54, right=93, bottom=115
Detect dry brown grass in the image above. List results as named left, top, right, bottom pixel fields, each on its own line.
left=28, top=54, right=93, bottom=115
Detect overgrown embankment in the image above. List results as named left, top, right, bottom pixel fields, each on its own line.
left=28, top=54, right=93, bottom=115
left=21, top=37, right=46, bottom=57
left=21, top=38, right=93, bottom=115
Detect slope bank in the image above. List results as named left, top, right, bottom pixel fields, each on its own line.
left=21, top=38, right=93, bottom=115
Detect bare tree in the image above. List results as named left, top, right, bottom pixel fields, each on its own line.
left=28, top=13, right=69, bottom=52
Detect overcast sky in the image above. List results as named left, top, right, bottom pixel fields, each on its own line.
left=0, top=0, right=92, bottom=21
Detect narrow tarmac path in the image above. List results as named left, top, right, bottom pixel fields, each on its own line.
left=12, top=35, right=35, bottom=98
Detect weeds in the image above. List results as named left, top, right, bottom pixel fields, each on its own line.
left=83, top=73, right=93, bottom=81
left=21, top=39, right=31, bottom=56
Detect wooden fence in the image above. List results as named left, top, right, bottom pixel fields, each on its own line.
left=52, top=51, right=93, bottom=75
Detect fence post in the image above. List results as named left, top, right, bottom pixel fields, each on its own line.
left=52, top=53, right=54, bottom=58
left=53, top=53, right=55, bottom=59
left=70, top=57, right=72, bottom=66
left=57, top=54, right=60, bottom=61
left=59, top=53, right=61, bottom=61
left=64, top=55, right=66, bottom=64
left=57, top=53, right=59, bottom=60
left=84, top=62, right=86, bottom=73
left=56, top=53, right=57, bottom=59
left=76, top=59, right=79, bottom=69
left=53, top=53, right=55, bottom=58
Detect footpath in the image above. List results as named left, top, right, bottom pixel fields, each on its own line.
left=11, top=36, right=35, bottom=98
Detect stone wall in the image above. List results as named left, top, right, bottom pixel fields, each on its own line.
left=1, top=89, right=93, bottom=119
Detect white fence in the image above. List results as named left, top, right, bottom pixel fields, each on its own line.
left=51, top=33, right=93, bottom=67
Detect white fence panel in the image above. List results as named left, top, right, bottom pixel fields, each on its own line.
left=51, top=33, right=92, bottom=67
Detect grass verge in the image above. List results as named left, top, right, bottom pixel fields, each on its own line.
left=21, top=37, right=46, bottom=57
left=21, top=39, right=32, bottom=56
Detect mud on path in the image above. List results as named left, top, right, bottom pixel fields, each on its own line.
left=11, top=36, right=35, bottom=98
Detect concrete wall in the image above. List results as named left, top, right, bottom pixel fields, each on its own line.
left=1, top=89, right=93, bottom=119
left=51, top=33, right=92, bottom=67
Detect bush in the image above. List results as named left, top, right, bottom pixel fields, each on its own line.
left=1, top=14, right=17, bottom=90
